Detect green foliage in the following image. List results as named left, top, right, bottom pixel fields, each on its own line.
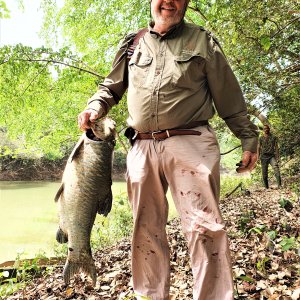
left=0, top=251, right=49, bottom=299
left=40, top=0, right=149, bottom=71
left=220, top=175, right=253, bottom=198
left=0, top=0, right=9, bottom=18
left=267, top=230, right=277, bottom=241
left=256, top=256, right=271, bottom=274
left=278, top=197, right=294, bottom=212
left=280, top=236, right=296, bottom=251
left=0, top=45, right=105, bottom=159
left=249, top=224, right=266, bottom=235
left=289, top=181, right=300, bottom=196
left=236, top=275, right=255, bottom=283
left=238, top=210, right=256, bottom=234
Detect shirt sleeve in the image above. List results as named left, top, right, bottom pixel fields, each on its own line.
left=205, top=38, right=258, bottom=153
left=87, top=33, right=136, bottom=115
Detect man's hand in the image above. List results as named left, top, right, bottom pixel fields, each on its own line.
left=236, top=150, right=258, bottom=173
left=77, top=109, right=99, bottom=131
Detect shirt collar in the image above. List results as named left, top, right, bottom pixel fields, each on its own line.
left=148, top=19, right=185, bottom=40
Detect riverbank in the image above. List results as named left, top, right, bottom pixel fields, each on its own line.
left=0, top=153, right=126, bottom=181
left=0, top=157, right=65, bottom=181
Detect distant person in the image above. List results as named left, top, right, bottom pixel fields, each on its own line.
left=258, top=124, right=282, bottom=189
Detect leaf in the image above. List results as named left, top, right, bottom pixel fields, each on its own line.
left=280, top=237, right=296, bottom=251
left=267, top=230, right=277, bottom=240
left=260, top=35, right=271, bottom=51
left=237, top=275, right=255, bottom=283
left=66, top=287, right=74, bottom=297
left=0, top=0, right=10, bottom=18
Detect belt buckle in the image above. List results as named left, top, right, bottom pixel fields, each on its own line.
left=151, top=130, right=170, bottom=140
left=151, top=130, right=163, bottom=140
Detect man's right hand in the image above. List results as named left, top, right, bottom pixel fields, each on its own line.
left=78, top=109, right=99, bottom=131
left=236, top=151, right=258, bottom=173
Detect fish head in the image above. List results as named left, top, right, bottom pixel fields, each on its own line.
left=91, top=118, right=116, bottom=141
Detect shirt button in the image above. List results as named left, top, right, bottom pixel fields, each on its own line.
left=151, top=114, right=156, bottom=118
left=156, top=71, right=160, bottom=75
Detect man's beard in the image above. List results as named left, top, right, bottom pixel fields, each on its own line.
left=151, top=7, right=186, bottom=28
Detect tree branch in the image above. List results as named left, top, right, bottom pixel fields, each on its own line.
left=15, top=58, right=103, bottom=78
left=188, top=5, right=208, bottom=21
left=16, top=62, right=50, bottom=106
left=271, top=16, right=300, bottom=38
left=220, top=145, right=241, bottom=156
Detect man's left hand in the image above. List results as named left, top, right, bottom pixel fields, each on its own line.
left=236, top=151, right=258, bottom=173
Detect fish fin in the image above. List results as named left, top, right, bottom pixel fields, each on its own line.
left=56, top=227, right=68, bottom=244
left=54, top=183, right=64, bottom=202
left=97, top=190, right=113, bottom=216
left=68, top=135, right=85, bottom=163
left=63, top=256, right=96, bottom=286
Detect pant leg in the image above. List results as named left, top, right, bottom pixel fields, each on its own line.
left=161, top=126, right=234, bottom=300
left=126, top=140, right=170, bottom=300
left=270, top=157, right=282, bottom=187
left=260, top=158, right=269, bottom=188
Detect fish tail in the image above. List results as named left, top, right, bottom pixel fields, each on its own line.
left=63, top=256, right=97, bottom=286
left=56, top=227, right=68, bottom=244
left=82, top=260, right=97, bottom=286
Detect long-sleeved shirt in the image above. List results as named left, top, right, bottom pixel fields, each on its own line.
left=87, top=20, right=258, bottom=152
left=258, top=134, right=279, bottom=159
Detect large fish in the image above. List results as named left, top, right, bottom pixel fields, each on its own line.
left=54, top=117, right=116, bottom=285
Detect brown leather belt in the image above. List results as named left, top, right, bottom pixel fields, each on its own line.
left=135, top=129, right=202, bottom=141
left=133, top=121, right=208, bottom=141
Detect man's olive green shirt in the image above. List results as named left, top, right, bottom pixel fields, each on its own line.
left=259, top=134, right=279, bottom=159
left=87, top=21, right=258, bottom=152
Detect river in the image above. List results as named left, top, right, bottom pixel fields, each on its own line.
left=0, top=181, right=127, bottom=264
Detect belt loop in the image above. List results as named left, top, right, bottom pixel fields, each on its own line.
left=132, top=130, right=138, bottom=140
left=166, top=130, right=170, bottom=138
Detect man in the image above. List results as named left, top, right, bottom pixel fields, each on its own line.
left=258, top=124, right=282, bottom=189
left=78, top=0, right=258, bottom=299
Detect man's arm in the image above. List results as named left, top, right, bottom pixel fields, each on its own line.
left=78, top=33, right=136, bottom=130
left=205, top=37, right=258, bottom=172
left=257, top=137, right=261, bottom=159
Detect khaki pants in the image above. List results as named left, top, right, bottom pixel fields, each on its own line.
left=126, top=126, right=234, bottom=300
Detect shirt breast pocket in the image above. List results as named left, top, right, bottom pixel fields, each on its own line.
left=129, top=52, right=153, bottom=88
left=172, top=53, right=205, bottom=90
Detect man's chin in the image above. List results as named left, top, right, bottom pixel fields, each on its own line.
left=155, top=16, right=181, bottom=27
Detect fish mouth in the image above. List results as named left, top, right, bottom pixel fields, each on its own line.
left=86, top=129, right=104, bottom=141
